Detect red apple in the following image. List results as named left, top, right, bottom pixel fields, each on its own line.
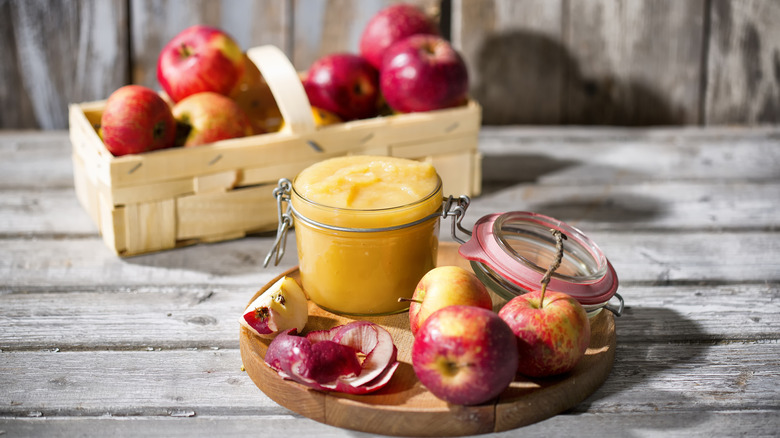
left=380, top=34, right=469, bottom=113
left=412, top=305, right=518, bottom=405
left=498, top=290, right=591, bottom=378
left=100, top=85, right=177, bottom=156
left=359, top=3, right=439, bottom=69
left=157, top=25, right=245, bottom=103
left=405, top=266, right=493, bottom=337
left=303, top=53, right=380, bottom=121
left=172, top=92, right=254, bottom=147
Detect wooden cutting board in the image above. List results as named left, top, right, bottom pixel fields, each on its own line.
left=239, top=242, right=616, bottom=436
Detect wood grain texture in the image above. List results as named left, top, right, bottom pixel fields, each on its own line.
left=2, top=0, right=780, bottom=128
left=564, top=0, right=706, bottom=125
left=452, top=0, right=565, bottom=125
left=1, top=129, right=778, bottom=437
left=1, top=0, right=127, bottom=129
left=705, top=0, right=780, bottom=124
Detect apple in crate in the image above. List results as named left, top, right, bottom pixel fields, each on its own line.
left=100, top=85, right=177, bottom=156
left=239, top=276, right=308, bottom=339
left=404, top=266, right=493, bottom=337
left=157, top=25, right=245, bottom=102
left=498, top=290, right=591, bottom=377
left=359, top=3, right=439, bottom=69
left=303, top=53, right=380, bottom=121
left=412, top=305, right=518, bottom=405
left=380, top=34, right=469, bottom=113
left=172, top=92, right=254, bottom=147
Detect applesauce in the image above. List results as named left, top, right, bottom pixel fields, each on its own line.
left=291, top=156, right=442, bottom=315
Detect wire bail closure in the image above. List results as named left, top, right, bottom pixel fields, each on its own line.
left=263, top=178, right=473, bottom=267
left=263, top=178, right=294, bottom=268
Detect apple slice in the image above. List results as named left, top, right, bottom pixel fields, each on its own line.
left=239, top=276, right=308, bottom=339
left=264, top=322, right=399, bottom=394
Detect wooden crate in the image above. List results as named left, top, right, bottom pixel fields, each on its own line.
left=69, top=45, right=482, bottom=257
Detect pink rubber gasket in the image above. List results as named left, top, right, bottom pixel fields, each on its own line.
left=459, top=212, right=618, bottom=305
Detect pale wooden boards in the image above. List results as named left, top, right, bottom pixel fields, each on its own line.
left=1, top=127, right=778, bottom=437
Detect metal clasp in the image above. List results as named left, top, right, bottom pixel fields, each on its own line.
left=605, top=292, right=625, bottom=317
left=443, top=195, right=472, bottom=244
left=264, top=178, right=294, bottom=267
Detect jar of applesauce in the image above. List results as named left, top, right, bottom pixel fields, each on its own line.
left=265, top=156, right=467, bottom=316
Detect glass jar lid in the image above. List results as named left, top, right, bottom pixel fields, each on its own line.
left=459, top=211, right=618, bottom=305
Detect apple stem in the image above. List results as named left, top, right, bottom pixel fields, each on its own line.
left=397, top=297, right=423, bottom=304
left=539, top=229, right=567, bottom=308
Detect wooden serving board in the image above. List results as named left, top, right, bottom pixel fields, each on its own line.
left=239, top=242, right=616, bottom=436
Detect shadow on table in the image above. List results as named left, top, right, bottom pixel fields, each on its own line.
left=529, top=193, right=667, bottom=225
left=122, top=231, right=297, bottom=277
left=569, top=306, right=712, bottom=435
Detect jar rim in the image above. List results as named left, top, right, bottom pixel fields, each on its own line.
left=459, top=211, right=619, bottom=305
left=291, top=174, right=443, bottom=214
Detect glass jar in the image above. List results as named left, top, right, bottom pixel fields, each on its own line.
left=458, top=211, right=622, bottom=318
left=265, top=156, right=450, bottom=316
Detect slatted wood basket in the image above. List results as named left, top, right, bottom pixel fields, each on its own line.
left=69, top=45, right=482, bottom=257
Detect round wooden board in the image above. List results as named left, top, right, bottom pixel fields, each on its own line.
left=239, top=242, right=616, bottom=437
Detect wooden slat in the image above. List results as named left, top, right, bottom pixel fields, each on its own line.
left=0, top=343, right=777, bottom=416
left=0, top=231, right=777, bottom=287
left=0, top=411, right=777, bottom=437
left=0, top=0, right=128, bottom=130
left=175, top=185, right=278, bottom=240
left=452, top=0, right=565, bottom=124
left=478, top=126, right=780, bottom=184
left=0, top=283, right=776, bottom=350
left=705, top=0, right=780, bottom=124
left=123, top=199, right=177, bottom=254
left=564, top=0, right=706, bottom=125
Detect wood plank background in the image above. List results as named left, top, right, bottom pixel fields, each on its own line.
left=1, top=0, right=779, bottom=129
left=1, top=127, right=778, bottom=436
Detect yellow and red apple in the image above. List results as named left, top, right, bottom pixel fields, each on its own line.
left=157, top=25, right=245, bottom=103
left=406, top=266, right=493, bottom=337
left=412, top=305, right=518, bottom=405
left=100, top=85, right=177, bottom=156
left=498, top=290, right=591, bottom=377
left=172, top=92, right=253, bottom=147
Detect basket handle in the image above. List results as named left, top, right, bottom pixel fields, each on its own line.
left=246, top=45, right=316, bottom=135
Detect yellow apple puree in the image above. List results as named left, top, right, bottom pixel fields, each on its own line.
left=291, top=156, right=442, bottom=315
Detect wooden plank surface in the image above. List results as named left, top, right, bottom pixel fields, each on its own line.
left=0, top=127, right=778, bottom=437
left=452, top=0, right=565, bottom=125
left=3, top=0, right=780, bottom=129
left=706, top=0, right=780, bottom=124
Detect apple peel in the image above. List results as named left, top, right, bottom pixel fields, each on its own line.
left=264, top=322, right=399, bottom=395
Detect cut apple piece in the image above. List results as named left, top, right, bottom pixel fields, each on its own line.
left=239, top=276, right=308, bottom=339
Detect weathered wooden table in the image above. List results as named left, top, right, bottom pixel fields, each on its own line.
left=1, top=127, right=778, bottom=437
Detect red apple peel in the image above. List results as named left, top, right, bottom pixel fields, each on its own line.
left=265, top=322, right=399, bottom=394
